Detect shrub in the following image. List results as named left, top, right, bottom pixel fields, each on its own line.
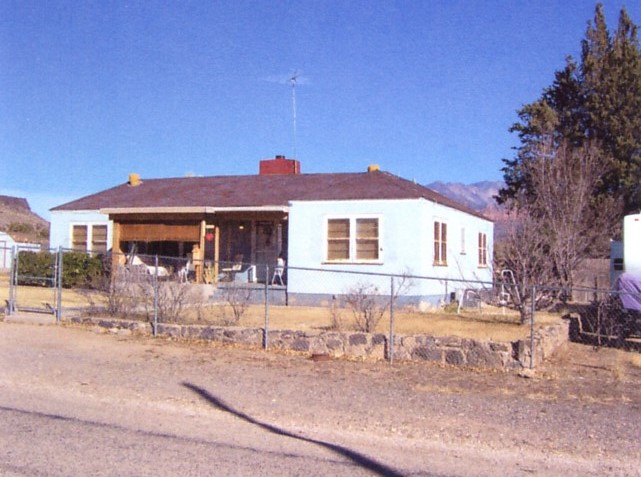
left=62, top=252, right=105, bottom=288
left=16, top=251, right=105, bottom=288
left=345, top=282, right=388, bottom=333
left=154, top=281, right=192, bottom=323
left=220, top=282, right=252, bottom=325
left=15, top=251, right=54, bottom=286
left=329, top=295, right=348, bottom=331
left=343, top=275, right=413, bottom=332
left=8, top=222, right=35, bottom=234
left=107, top=267, right=149, bottom=318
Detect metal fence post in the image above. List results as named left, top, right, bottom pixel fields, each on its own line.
left=264, top=264, right=270, bottom=349
left=153, top=255, right=159, bottom=337
left=389, top=275, right=395, bottom=366
left=8, top=246, right=17, bottom=315
left=56, top=247, right=63, bottom=322
left=530, top=285, right=536, bottom=369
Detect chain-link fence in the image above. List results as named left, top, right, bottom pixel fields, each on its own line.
left=556, top=285, right=641, bottom=352
left=2, top=246, right=63, bottom=318
left=2, top=247, right=640, bottom=364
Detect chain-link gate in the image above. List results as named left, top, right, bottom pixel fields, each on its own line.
left=7, top=247, right=63, bottom=320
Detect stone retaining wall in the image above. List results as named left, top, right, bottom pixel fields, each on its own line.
left=65, top=316, right=569, bottom=370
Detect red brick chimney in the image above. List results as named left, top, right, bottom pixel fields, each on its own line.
left=259, top=155, right=301, bottom=175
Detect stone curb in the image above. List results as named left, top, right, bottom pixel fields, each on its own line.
left=63, top=316, right=569, bottom=370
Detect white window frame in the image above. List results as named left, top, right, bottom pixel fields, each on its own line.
left=433, top=220, right=448, bottom=266
left=324, top=215, right=383, bottom=264
left=478, top=232, right=488, bottom=268
left=70, top=223, right=109, bottom=254
left=71, top=224, right=88, bottom=252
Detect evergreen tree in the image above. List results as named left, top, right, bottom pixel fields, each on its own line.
left=499, top=3, right=641, bottom=215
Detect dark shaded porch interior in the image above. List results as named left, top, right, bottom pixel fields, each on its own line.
left=111, top=212, right=287, bottom=284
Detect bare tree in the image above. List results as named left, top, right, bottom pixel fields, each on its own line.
left=496, top=212, right=556, bottom=324
left=497, top=137, right=620, bottom=322
left=524, top=138, right=620, bottom=291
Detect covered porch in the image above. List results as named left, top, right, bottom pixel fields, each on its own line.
left=105, top=208, right=288, bottom=285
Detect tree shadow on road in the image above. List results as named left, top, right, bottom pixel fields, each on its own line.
left=182, top=382, right=405, bottom=477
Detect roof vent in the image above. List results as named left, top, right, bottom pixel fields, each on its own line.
left=128, top=173, right=141, bottom=187
left=367, top=164, right=380, bottom=173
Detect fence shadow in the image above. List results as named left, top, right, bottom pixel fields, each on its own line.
left=181, top=382, right=405, bottom=477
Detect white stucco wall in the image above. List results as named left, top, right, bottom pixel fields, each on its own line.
left=286, top=198, right=493, bottom=305
left=49, top=210, right=112, bottom=252
left=0, top=232, right=16, bottom=269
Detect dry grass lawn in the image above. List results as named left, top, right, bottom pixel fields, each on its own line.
left=0, top=273, right=105, bottom=309
left=185, top=303, right=559, bottom=342
left=0, top=273, right=560, bottom=342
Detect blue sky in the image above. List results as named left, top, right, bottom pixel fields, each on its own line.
left=2, top=1, right=640, bottom=220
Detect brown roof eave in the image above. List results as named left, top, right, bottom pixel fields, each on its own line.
left=100, top=205, right=290, bottom=215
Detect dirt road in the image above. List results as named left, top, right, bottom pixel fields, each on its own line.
left=0, top=320, right=639, bottom=476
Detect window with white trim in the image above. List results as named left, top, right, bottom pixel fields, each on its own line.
left=326, top=217, right=380, bottom=263
left=92, top=225, right=108, bottom=253
left=71, top=224, right=109, bottom=254
left=434, top=221, right=447, bottom=266
left=478, top=232, right=488, bottom=267
left=72, top=225, right=88, bottom=252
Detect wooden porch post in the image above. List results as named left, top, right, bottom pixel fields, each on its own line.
left=111, top=222, right=123, bottom=273
left=195, top=220, right=206, bottom=284
left=214, top=225, right=220, bottom=282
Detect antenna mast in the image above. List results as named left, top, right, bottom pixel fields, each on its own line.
left=290, top=72, right=299, bottom=159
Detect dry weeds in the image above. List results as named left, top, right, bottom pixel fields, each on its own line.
left=1, top=274, right=560, bottom=341
left=628, top=353, right=641, bottom=369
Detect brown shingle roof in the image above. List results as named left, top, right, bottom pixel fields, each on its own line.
left=51, top=171, right=490, bottom=220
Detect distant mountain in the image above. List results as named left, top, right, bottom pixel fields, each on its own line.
left=0, top=195, right=50, bottom=245
left=427, top=180, right=502, bottom=212
left=426, top=181, right=509, bottom=236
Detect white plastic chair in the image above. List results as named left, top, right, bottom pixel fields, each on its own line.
left=271, top=258, right=285, bottom=285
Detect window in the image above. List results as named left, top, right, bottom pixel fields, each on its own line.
left=326, top=217, right=380, bottom=263
left=72, top=225, right=88, bottom=252
left=327, top=219, right=350, bottom=261
left=434, top=221, right=447, bottom=265
left=92, top=225, right=108, bottom=253
left=478, top=232, right=488, bottom=267
left=356, top=218, right=379, bottom=260
left=72, top=224, right=109, bottom=254
left=460, top=227, right=466, bottom=254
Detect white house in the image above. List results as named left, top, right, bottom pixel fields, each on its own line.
left=0, top=231, right=16, bottom=270
left=49, top=210, right=112, bottom=256
left=0, top=231, right=42, bottom=270
left=50, top=156, right=493, bottom=306
left=287, top=197, right=492, bottom=306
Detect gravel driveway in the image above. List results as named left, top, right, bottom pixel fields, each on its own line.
left=0, top=318, right=640, bottom=476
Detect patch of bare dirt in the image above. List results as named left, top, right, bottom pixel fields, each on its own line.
left=2, top=321, right=640, bottom=475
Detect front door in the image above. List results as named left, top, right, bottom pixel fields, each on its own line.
left=255, top=221, right=280, bottom=282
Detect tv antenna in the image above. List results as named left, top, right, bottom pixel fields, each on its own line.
left=290, top=71, right=299, bottom=159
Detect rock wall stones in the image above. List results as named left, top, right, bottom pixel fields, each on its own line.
left=64, top=316, right=569, bottom=370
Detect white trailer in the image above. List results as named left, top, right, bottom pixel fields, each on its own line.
left=610, top=213, right=641, bottom=286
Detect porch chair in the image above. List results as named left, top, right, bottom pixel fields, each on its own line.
left=271, top=256, right=285, bottom=286
left=177, top=259, right=194, bottom=283
left=219, top=254, right=244, bottom=282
